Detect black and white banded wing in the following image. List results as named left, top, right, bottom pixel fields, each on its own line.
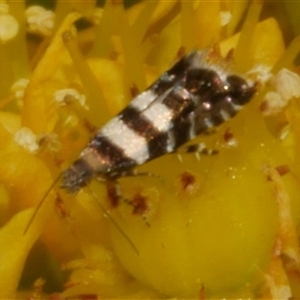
left=106, top=51, right=256, bottom=163
left=61, top=51, right=256, bottom=193
left=96, top=53, right=204, bottom=167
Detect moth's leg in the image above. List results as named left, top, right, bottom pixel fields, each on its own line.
left=122, top=169, right=163, bottom=181
left=134, top=172, right=160, bottom=179
left=183, top=143, right=219, bottom=155
left=176, top=142, right=218, bottom=162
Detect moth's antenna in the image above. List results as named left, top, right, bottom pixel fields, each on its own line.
left=23, top=174, right=62, bottom=235
left=87, top=186, right=140, bottom=256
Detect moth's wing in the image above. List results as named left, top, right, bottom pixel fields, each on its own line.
left=109, top=51, right=209, bottom=160
left=123, top=51, right=200, bottom=114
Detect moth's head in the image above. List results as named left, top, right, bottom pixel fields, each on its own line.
left=61, top=159, right=95, bottom=193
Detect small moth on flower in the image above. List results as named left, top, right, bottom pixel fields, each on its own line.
left=61, top=50, right=256, bottom=202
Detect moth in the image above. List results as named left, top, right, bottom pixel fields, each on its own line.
left=26, top=50, right=256, bottom=240
left=61, top=50, right=256, bottom=198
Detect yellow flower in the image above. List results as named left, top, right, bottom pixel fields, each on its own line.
left=0, top=0, right=300, bottom=299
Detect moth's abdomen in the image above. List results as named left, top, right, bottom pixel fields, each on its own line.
left=186, top=69, right=256, bottom=140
